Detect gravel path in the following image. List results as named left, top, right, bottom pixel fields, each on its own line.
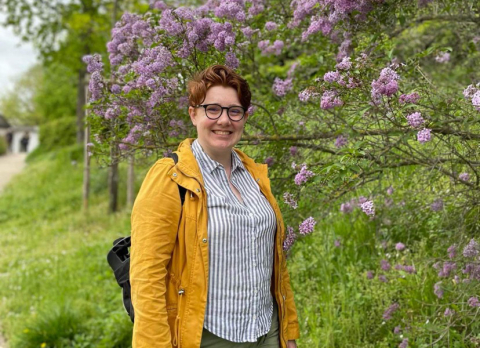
left=0, top=153, right=26, bottom=347
left=0, top=153, right=27, bottom=193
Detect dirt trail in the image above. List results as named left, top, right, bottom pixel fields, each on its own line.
left=0, top=152, right=26, bottom=347
left=0, top=153, right=27, bottom=193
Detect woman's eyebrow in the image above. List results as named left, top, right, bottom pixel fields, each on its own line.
left=203, top=102, right=243, bottom=107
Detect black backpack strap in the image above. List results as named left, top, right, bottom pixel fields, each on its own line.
left=168, top=152, right=186, bottom=205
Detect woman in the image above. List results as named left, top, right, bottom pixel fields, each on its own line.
left=130, top=65, right=299, bottom=348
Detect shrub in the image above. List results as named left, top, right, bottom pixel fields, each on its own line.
left=0, top=136, right=6, bottom=155
left=39, top=116, right=76, bottom=152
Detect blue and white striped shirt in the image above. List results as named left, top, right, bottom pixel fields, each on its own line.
left=191, top=140, right=277, bottom=343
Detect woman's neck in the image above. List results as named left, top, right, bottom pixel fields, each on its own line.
left=197, top=140, right=232, bottom=172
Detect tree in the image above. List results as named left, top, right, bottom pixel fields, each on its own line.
left=0, top=63, right=77, bottom=125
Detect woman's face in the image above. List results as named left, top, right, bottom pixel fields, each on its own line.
left=189, top=85, right=248, bottom=157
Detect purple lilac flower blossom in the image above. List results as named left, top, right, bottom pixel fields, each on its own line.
left=434, top=282, right=444, bottom=299
left=463, top=84, right=478, bottom=100
left=381, top=259, right=391, bottom=271
left=399, top=338, right=408, bottom=348
left=459, top=172, right=470, bottom=182
left=444, top=308, right=454, bottom=317
left=361, top=200, right=375, bottom=216
left=358, top=196, right=367, bottom=204
left=447, top=244, right=456, bottom=259
left=336, top=56, right=352, bottom=70
left=382, top=303, right=400, bottom=320
left=378, top=275, right=388, bottom=283
left=335, top=135, right=348, bottom=148
left=340, top=201, right=354, bottom=214
left=283, top=226, right=297, bottom=251
left=387, top=186, right=394, bottom=195
left=258, top=39, right=284, bottom=55
left=83, top=54, right=104, bottom=73
left=265, top=21, right=278, bottom=30
left=324, top=71, right=340, bottom=83
left=402, top=265, right=416, bottom=274
left=299, top=217, right=316, bottom=235
left=366, top=271, right=374, bottom=279
left=289, top=146, right=298, bottom=156
left=264, top=157, right=275, bottom=167
left=438, top=262, right=457, bottom=277
left=399, top=92, right=420, bottom=104
left=334, top=239, right=341, bottom=247
left=321, top=90, right=343, bottom=109
left=394, top=326, right=402, bottom=334
left=406, top=112, right=425, bottom=128
left=431, top=198, right=443, bottom=211
left=371, top=67, right=400, bottom=101
left=395, top=243, right=405, bottom=251
left=294, top=164, right=315, bottom=185
left=417, top=128, right=432, bottom=143
left=468, top=297, right=480, bottom=307
left=272, top=77, right=293, bottom=97
left=283, top=192, right=298, bottom=209
left=463, top=239, right=479, bottom=258
left=472, top=91, right=480, bottom=111
left=225, top=51, right=240, bottom=69
left=435, top=52, right=450, bottom=63
left=298, top=89, right=316, bottom=102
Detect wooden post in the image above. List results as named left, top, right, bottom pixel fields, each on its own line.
left=83, top=82, right=91, bottom=211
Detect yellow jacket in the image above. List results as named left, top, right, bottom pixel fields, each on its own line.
left=131, top=138, right=300, bottom=348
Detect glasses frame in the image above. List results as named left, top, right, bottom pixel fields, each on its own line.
left=196, top=103, right=247, bottom=122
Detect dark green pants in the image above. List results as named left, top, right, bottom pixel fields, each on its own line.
left=200, top=301, right=280, bottom=348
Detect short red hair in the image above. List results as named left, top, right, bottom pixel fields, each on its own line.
left=187, top=65, right=251, bottom=109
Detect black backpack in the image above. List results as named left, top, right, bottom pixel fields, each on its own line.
left=106, top=153, right=186, bottom=322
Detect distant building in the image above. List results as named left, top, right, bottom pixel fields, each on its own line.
left=0, top=113, right=39, bottom=154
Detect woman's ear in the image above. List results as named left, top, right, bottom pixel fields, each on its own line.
left=188, top=106, right=198, bottom=126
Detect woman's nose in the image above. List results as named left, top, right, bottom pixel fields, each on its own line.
left=216, top=109, right=231, bottom=125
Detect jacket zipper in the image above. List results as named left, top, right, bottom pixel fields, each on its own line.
left=172, top=288, right=185, bottom=347
left=277, top=216, right=288, bottom=348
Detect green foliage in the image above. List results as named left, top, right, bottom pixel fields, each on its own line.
left=36, top=116, right=77, bottom=154
left=0, top=136, right=6, bottom=155
left=0, top=64, right=77, bottom=126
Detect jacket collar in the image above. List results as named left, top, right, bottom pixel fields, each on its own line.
left=174, top=138, right=268, bottom=186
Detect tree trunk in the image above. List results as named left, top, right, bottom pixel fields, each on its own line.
left=109, top=145, right=119, bottom=213
left=83, top=82, right=90, bottom=211
left=127, top=155, right=135, bottom=207
left=76, top=69, right=86, bottom=144
left=108, top=0, right=121, bottom=214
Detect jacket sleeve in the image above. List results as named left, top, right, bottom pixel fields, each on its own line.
left=130, top=159, right=181, bottom=348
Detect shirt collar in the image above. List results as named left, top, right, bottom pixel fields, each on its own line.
left=191, top=139, right=246, bottom=174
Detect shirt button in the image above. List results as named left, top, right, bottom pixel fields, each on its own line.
left=202, top=238, right=207, bottom=243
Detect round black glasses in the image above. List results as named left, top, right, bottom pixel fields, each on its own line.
left=196, top=104, right=246, bottom=122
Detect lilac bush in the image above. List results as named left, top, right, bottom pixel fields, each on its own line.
left=85, top=0, right=480, bottom=345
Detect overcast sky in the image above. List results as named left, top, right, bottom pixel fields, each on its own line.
left=0, top=13, right=38, bottom=93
